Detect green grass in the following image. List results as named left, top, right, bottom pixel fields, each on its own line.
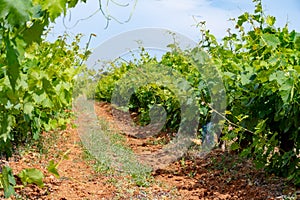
left=79, top=108, right=153, bottom=187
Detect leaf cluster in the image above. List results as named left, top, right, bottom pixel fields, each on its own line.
left=0, top=165, right=44, bottom=198
left=198, top=0, right=300, bottom=186
left=96, top=0, right=300, bottom=186
left=96, top=48, right=211, bottom=132
left=0, top=0, right=87, bottom=157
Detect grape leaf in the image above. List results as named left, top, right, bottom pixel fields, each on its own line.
left=261, top=33, right=280, bottom=48
left=68, top=0, right=80, bottom=8
left=47, top=160, right=60, bottom=178
left=293, top=32, right=300, bottom=49
left=35, top=0, right=67, bottom=22
left=266, top=15, right=276, bottom=26
left=23, top=19, right=48, bottom=44
left=240, top=73, right=251, bottom=85
left=4, top=36, right=20, bottom=90
left=18, top=168, right=44, bottom=187
left=24, top=102, right=34, bottom=115
left=0, top=166, right=16, bottom=198
left=0, top=0, right=32, bottom=27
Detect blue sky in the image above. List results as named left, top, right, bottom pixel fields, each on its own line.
left=46, top=0, right=300, bottom=49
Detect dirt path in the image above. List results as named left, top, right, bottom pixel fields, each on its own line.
left=93, top=102, right=297, bottom=200
left=4, top=124, right=116, bottom=199
left=1, top=101, right=298, bottom=199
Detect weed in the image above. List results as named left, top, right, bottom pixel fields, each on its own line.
left=80, top=115, right=153, bottom=187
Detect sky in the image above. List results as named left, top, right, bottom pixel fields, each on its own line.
left=47, top=0, right=300, bottom=47
left=46, top=0, right=300, bottom=66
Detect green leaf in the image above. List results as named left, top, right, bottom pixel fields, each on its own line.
left=0, top=166, right=16, bottom=198
left=240, top=148, right=251, bottom=158
left=35, top=0, right=67, bottom=21
left=68, top=0, right=80, bottom=8
left=4, top=37, right=21, bottom=90
left=240, top=73, right=251, bottom=85
left=32, top=92, right=47, bottom=104
left=17, top=168, right=44, bottom=187
left=293, top=32, right=300, bottom=49
left=266, top=15, right=276, bottom=26
left=0, top=0, right=32, bottom=26
left=24, top=102, right=34, bottom=115
left=294, top=66, right=300, bottom=74
left=190, top=48, right=210, bottom=65
left=223, top=72, right=235, bottom=78
left=279, top=78, right=294, bottom=103
left=23, top=19, right=48, bottom=44
left=269, top=71, right=285, bottom=85
left=237, top=13, right=249, bottom=26
left=42, top=97, right=54, bottom=108
left=47, top=160, right=60, bottom=178
left=261, top=33, right=280, bottom=48
left=254, top=119, right=267, bottom=134
left=1, top=113, right=16, bottom=142
left=230, top=142, right=240, bottom=151
left=254, top=1, right=262, bottom=13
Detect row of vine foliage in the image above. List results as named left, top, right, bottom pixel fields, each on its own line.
left=0, top=0, right=87, bottom=158
left=96, top=0, right=299, bottom=186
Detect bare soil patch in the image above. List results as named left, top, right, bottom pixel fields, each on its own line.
left=0, top=101, right=298, bottom=199
left=94, top=102, right=298, bottom=200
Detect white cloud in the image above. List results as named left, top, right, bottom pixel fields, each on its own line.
left=46, top=0, right=300, bottom=48
left=129, top=0, right=249, bottom=40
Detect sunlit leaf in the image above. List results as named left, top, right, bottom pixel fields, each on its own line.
left=24, top=102, right=34, bottom=115
left=266, top=15, right=276, bottom=26
left=47, top=160, right=60, bottom=178
left=261, top=33, right=280, bottom=48
left=18, top=168, right=44, bottom=187
left=35, top=0, right=67, bottom=21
